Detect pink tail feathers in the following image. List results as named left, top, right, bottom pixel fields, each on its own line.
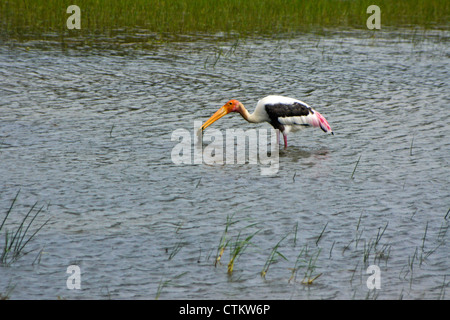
left=314, top=111, right=333, bottom=135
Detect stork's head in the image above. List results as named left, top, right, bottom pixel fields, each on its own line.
left=200, top=99, right=242, bottom=131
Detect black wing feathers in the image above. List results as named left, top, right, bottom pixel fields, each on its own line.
left=265, top=102, right=313, bottom=120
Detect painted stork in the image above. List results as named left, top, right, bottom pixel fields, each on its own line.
left=200, top=95, right=333, bottom=148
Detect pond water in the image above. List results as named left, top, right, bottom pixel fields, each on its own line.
left=0, top=29, right=449, bottom=299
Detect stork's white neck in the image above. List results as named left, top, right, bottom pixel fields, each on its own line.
left=238, top=104, right=263, bottom=123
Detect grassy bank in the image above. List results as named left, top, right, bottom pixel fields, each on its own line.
left=0, top=0, right=448, bottom=41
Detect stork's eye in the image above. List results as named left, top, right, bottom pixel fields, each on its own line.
left=229, top=102, right=232, bottom=105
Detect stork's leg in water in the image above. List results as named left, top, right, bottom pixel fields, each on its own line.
left=283, top=134, right=288, bottom=149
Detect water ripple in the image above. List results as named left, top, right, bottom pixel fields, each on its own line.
left=0, top=31, right=448, bottom=299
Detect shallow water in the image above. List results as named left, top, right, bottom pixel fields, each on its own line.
left=0, top=30, right=449, bottom=299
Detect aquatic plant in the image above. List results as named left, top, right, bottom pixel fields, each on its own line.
left=214, top=212, right=260, bottom=275
left=1, top=0, right=448, bottom=42
left=260, top=234, right=288, bottom=279
left=288, top=244, right=322, bottom=285
left=155, top=271, right=187, bottom=300
left=227, top=229, right=260, bottom=275
left=0, top=191, right=49, bottom=267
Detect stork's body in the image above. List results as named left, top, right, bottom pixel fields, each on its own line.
left=201, top=95, right=333, bottom=148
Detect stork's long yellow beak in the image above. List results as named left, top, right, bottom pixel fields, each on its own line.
left=200, top=105, right=230, bottom=131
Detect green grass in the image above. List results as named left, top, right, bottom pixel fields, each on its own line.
left=227, top=229, right=260, bottom=275
left=351, top=154, right=362, bottom=180
left=0, top=191, right=50, bottom=267
left=213, top=212, right=261, bottom=275
left=288, top=245, right=323, bottom=285
left=1, top=0, right=448, bottom=42
left=261, top=234, right=288, bottom=279
left=155, top=271, right=187, bottom=300
left=214, top=213, right=236, bottom=267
